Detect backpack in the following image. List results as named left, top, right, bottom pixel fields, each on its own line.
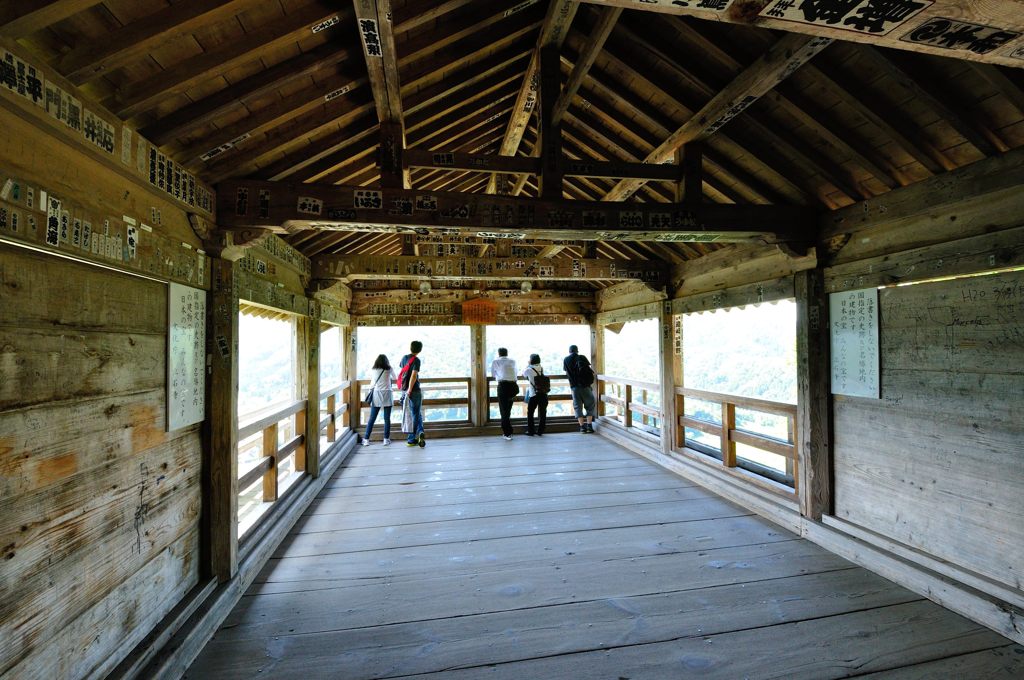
left=396, top=355, right=415, bottom=390
left=532, top=369, right=550, bottom=395
left=574, top=357, right=595, bottom=385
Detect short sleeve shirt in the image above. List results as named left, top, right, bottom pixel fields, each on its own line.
left=402, top=354, right=422, bottom=392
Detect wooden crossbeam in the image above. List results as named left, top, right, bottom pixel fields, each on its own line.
left=216, top=179, right=811, bottom=243
left=354, top=0, right=403, bottom=124
left=603, top=33, right=831, bottom=201
left=405, top=150, right=681, bottom=182
left=581, top=0, right=1024, bottom=69
left=57, top=0, right=254, bottom=84
left=487, top=0, right=579, bottom=193
left=313, top=253, right=666, bottom=283
left=0, top=0, right=102, bottom=38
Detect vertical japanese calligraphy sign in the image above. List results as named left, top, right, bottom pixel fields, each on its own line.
left=168, top=282, right=207, bottom=430
left=829, top=288, right=880, bottom=398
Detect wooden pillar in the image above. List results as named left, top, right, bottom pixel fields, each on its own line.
left=796, top=268, right=834, bottom=520
left=658, top=301, right=677, bottom=455
left=470, top=324, right=488, bottom=427
left=302, top=303, right=321, bottom=478
left=379, top=121, right=409, bottom=189
left=346, top=325, right=360, bottom=432
left=591, top=319, right=604, bottom=417
left=538, top=44, right=563, bottom=200
left=206, top=258, right=238, bottom=582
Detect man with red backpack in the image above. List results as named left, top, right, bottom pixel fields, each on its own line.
left=398, top=340, right=425, bottom=447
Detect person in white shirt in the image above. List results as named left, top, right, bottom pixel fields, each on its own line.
left=490, top=347, right=518, bottom=440
left=522, top=353, right=548, bottom=436
left=361, top=354, right=396, bottom=446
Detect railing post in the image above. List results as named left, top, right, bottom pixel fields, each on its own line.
left=327, top=393, right=337, bottom=442
left=796, top=268, right=833, bottom=520
left=294, top=407, right=307, bottom=472
left=640, top=388, right=648, bottom=427
left=721, top=401, right=736, bottom=467
left=674, top=392, right=684, bottom=450
left=624, top=383, right=633, bottom=429
left=262, top=422, right=278, bottom=502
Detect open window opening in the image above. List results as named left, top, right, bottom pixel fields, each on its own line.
left=601, top=318, right=661, bottom=437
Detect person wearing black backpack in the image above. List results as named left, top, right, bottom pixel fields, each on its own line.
left=563, top=344, right=596, bottom=434
left=522, top=353, right=549, bottom=437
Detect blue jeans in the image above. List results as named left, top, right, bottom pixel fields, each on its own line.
left=406, top=390, right=424, bottom=443
left=364, top=405, right=391, bottom=440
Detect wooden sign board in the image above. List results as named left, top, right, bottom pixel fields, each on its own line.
left=168, top=282, right=207, bottom=430
left=462, top=298, right=498, bottom=324
left=829, top=288, right=879, bottom=399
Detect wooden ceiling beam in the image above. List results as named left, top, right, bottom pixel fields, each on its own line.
left=140, top=41, right=354, bottom=145
left=551, top=5, right=621, bottom=126
left=258, top=115, right=379, bottom=182
left=0, top=0, right=102, bottom=38
left=217, top=179, right=810, bottom=243
left=602, top=33, right=831, bottom=201
left=406, top=71, right=523, bottom=136
left=561, top=130, right=674, bottom=204
left=404, top=48, right=531, bottom=116
left=487, top=0, right=580, bottom=193
left=582, top=33, right=813, bottom=204
left=581, top=0, right=1024, bottom=68
left=58, top=0, right=257, bottom=84
left=393, top=0, right=480, bottom=34
left=969, top=63, right=1024, bottom=118
left=115, top=4, right=349, bottom=121
left=313, top=253, right=665, bottom=283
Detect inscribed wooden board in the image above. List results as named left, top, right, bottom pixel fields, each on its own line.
left=829, top=288, right=879, bottom=398
left=168, top=282, right=206, bottom=430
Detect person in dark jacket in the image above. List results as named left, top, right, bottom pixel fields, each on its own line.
left=563, top=345, right=596, bottom=433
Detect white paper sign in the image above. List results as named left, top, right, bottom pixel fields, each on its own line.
left=168, top=282, right=206, bottom=430
left=829, top=288, right=879, bottom=398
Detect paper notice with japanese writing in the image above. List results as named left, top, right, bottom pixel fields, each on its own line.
left=829, top=288, right=879, bottom=398
left=168, top=282, right=206, bottom=430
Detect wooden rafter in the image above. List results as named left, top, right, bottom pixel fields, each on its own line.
left=487, top=0, right=580, bottom=193
left=551, top=5, right=621, bottom=126
left=602, top=33, right=832, bottom=201
left=0, top=0, right=102, bottom=38
left=57, top=0, right=256, bottom=84
left=581, top=0, right=1024, bottom=69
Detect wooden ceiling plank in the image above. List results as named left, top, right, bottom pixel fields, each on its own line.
left=803, top=59, right=951, bottom=174
left=969, top=63, right=1024, bottom=118
left=394, top=0, right=480, bottom=34
left=404, top=48, right=531, bottom=116
left=487, top=0, right=580, bottom=193
left=258, top=115, right=379, bottom=182
left=581, top=0, right=1024, bottom=68
left=602, top=32, right=832, bottom=201
left=551, top=5, right=621, bottom=126
left=114, top=4, right=349, bottom=121
left=140, top=41, right=353, bottom=145
left=0, top=0, right=102, bottom=38
left=866, top=48, right=1003, bottom=156
left=58, top=0, right=256, bottom=84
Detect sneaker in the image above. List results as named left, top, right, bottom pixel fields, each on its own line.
left=502, top=434, right=513, bottom=441
left=361, top=438, right=370, bottom=446
left=406, top=440, right=417, bottom=447
left=524, top=431, right=535, bottom=437
left=383, top=438, right=391, bottom=446
left=417, top=432, right=426, bottom=448
left=586, top=424, right=595, bottom=433
left=580, top=426, right=588, bottom=434
left=536, top=432, right=543, bottom=437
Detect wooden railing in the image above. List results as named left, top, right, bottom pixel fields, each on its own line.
left=598, top=374, right=662, bottom=434
left=485, top=374, right=574, bottom=420
left=237, top=399, right=307, bottom=503
left=355, top=376, right=472, bottom=426
left=676, top=386, right=797, bottom=488
left=319, top=380, right=351, bottom=443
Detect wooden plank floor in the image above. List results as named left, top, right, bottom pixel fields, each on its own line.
left=187, top=435, right=1024, bottom=679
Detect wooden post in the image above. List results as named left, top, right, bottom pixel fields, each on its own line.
left=262, top=423, right=278, bottom=502
left=539, top=43, right=563, bottom=200
left=346, top=325, right=359, bottom=432
left=206, top=258, right=238, bottom=582
left=796, top=268, right=834, bottom=520
left=470, top=325, right=488, bottom=427
left=591, top=319, right=604, bottom=418
left=659, top=301, right=677, bottom=455
left=721, top=401, right=736, bottom=467
left=683, top=142, right=703, bottom=204
left=326, top=394, right=337, bottom=442
left=624, top=384, right=633, bottom=429
left=302, top=304, right=321, bottom=477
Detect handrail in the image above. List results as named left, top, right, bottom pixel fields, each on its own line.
left=238, top=399, right=306, bottom=440
left=319, top=379, right=351, bottom=401
left=598, top=374, right=660, bottom=392
left=597, top=374, right=662, bottom=431
left=677, top=386, right=796, bottom=418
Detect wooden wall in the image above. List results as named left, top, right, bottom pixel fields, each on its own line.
left=830, top=270, right=1024, bottom=592
left=0, top=244, right=201, bottom=679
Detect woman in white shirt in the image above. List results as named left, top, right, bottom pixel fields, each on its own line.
left=362, top=354, right=397, bottom=446
left=522, top=353, right=548, bottom=436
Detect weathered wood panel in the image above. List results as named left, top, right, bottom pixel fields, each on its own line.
left=0, top=245, right=202, bottom=678
left=832, top=270, right=1024, bottom=592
